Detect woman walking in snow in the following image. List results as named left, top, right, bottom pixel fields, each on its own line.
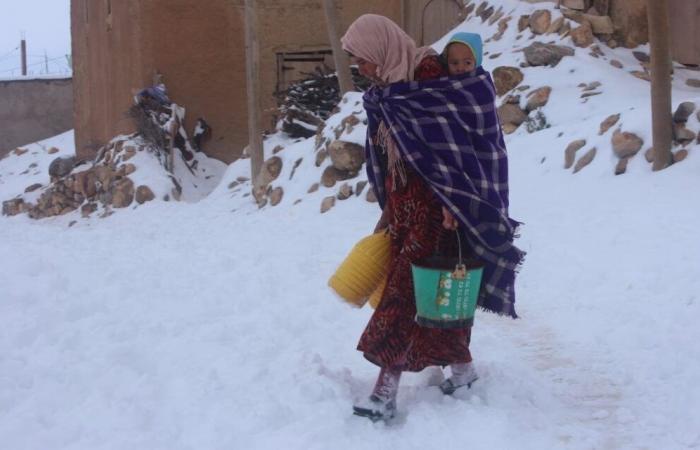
left=341, top=15, right=525, bottom=421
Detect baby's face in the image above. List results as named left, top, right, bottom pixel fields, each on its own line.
left=446, top=43, right=476, bottom=75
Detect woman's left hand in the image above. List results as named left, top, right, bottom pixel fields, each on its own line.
left=442, top=207, right=459, bottom=230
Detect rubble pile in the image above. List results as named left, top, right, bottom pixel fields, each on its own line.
left=2, top=138, right=169, bottom=220
left=2, top=82, right=205, bottom=220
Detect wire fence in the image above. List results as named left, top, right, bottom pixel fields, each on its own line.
left=0, top=46, right=20, bottom=63
left=0, top=45, right=72, bottom=78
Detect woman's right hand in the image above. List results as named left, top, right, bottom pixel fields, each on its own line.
left=442, top=207, right=459, bottom=230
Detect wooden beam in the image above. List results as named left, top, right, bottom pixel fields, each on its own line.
left=244, top=0, right=265, bottom=191
left=401, top=0, right=407, bottom=30
left=647, top=0, right=673, bottom=171
left=323, top=0, right=354, bottom=96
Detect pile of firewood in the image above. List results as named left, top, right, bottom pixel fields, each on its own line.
left=276, top=66, right=371, bottom=139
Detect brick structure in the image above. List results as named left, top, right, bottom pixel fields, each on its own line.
left=71, top=0, right=698, bottom=164
left=71, top=0, right=403, bottom=163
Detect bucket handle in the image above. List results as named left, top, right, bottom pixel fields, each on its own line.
left=434, top=231, right=466, bottom=310
left=452, top=231, right=467, bottom=280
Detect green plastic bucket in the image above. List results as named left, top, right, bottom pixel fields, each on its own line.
left=411, top=232, right=484, bottom=329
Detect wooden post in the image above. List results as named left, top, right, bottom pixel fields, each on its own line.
left=401, top=0, right=407, bottom=31
left=244, top=0, right=265, bottom=192
left=323, top=0, right=354, bottom=96
left=167, top=117, right=177, bottom=174
left=647, top=0, right=673, bottom=171
left=20, top=39, right=27, bottom=76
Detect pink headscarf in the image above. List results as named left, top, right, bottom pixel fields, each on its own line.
left=341, top=14, right=436, bottom=84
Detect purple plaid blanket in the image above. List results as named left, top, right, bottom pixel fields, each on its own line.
left=363, top=66, right=525, bottom=318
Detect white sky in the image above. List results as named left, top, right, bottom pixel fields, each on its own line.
left=0, top=0, right=71, bottom=77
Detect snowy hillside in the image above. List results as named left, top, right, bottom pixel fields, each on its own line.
left=1, top=1, right=700, bottom=449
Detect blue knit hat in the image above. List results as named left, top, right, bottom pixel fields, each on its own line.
left=443, top=32, right=483, bottom=68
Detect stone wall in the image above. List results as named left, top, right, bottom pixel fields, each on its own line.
left=563, top=0, right=699, bottom=63
left=607, top=0, right=647, bottom=48
left=71, top=0, right=401, bottom=164
left=0, top=77, right=73, bottom=157
left=559, top=0, right=647, bottom=47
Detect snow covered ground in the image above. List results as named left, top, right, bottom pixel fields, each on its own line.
left=1, top=1, right=700, bottom=449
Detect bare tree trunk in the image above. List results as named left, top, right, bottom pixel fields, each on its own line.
left=647, top=0, right=673, bottom=171
left=244, top=0, right=265, bottom=192
left=323, top=0, right=354, bottom=96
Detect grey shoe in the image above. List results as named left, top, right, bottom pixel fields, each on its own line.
left=353, top=394, right=397, bottom=421
left=439, top=376, right=478, bottom=395
left=439, top=362, right=478, bottom=395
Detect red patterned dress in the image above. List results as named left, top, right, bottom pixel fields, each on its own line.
left=357, top=56, right=473, bottom=372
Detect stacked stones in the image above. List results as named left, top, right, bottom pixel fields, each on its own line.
left=611, top=128, right=644, bottom=175
left=461, top=1, right=510, bottom=42
left=317, top=110, right=371, bottom=213
left=518, top=8, right=573, bottom=45
left=611, top=102, right=698, bottom=173
left=563, top=102, right=698, bottom=175
left=252, top=137, right=368, bottom=213
left=626, top=51, right=652, bottom=82
left=558, top=0, right=616, bottom=49
left=493, top=66, right=527, bottom=134
left=515, top=8, right=577, bottom=71
left=489, top=7, right=579, bottom=134
left=253, top=155, right=284, bottom=208
left=319, top=138, right=367, bottom=213
left=2, top=139, right=158, bottom=219
left=669, top=102, right=698, bottom=163
left=493, top=64, right=556, bottom=134
left=562, top=112, right=642, bottom=174
left=252, top=105, right=372, bottom=213
left=516, top=4, right=615, bottom=66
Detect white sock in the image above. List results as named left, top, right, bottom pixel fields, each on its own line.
left=450, top=362, right=477, bottom=386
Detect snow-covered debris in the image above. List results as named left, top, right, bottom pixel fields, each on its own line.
left=1, top=83, right=227, bottom=222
